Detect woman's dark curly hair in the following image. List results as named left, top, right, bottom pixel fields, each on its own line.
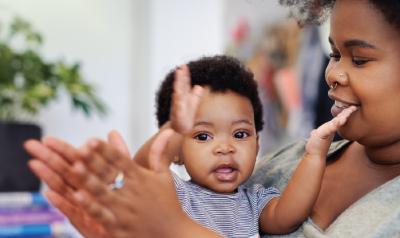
left=155, top=55, right=264, bottom=132
left=279, top=0, right=400, bottom=29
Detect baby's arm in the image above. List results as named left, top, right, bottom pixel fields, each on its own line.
left=259, top=106, right=357, bottom=234
left=133, top=65, right=203, bottom=167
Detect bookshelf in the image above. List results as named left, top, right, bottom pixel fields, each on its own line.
left=0, top=192, right=79, bottom=238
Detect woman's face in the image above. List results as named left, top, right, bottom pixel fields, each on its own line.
left=326, top=0, right=400, bottom=147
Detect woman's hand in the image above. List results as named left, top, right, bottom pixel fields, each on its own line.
left=70, top=129, right=195, bottom=237
left=24, top=138, right=110, bottom=238
left=24, top=130, right=130, bottom=238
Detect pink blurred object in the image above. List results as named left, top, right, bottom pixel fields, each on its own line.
left=231, top=18, right=249, bottom=45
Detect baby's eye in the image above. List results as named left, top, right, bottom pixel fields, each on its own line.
left=233, top=131, right=249, bottom=139
left=194, top=133, right=212, bottom=141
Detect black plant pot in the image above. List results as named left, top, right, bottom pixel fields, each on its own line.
left=0, top=122, right=41, bottom=192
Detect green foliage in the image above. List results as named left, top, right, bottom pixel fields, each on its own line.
left=0, top=17, right=107, bottom=121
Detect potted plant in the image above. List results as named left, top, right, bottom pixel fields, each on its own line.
left=0, top=17, right=106, bottom=192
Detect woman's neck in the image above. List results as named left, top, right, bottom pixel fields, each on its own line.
left=354, top=141, right=400, bottom=176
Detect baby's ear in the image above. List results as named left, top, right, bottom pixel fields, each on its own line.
left=173, top=155, right=184, bottom=165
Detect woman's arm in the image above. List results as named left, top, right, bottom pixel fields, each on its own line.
left=259, top=106, right=357, bottom=234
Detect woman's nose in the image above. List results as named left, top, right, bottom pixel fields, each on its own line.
left=325, top=66, right=349, bottom=90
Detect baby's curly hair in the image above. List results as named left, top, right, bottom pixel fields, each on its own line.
left=279, top=0, right=400, bottom=29
left=155, top=55, right=264, bottom=132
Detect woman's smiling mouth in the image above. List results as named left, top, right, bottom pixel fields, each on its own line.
left=331, top=100, right=359, bottom=117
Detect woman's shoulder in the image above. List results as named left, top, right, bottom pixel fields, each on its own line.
left=247, top=139, right=351, bottom=191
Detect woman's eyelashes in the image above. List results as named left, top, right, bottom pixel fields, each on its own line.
left=351, top=57, right=371, bottom=66
left=329, top=51, right=371, bottom=66
left=329, top=52, right=341, bottom=61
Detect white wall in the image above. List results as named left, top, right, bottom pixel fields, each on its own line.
left=0, top=0, right=135, bottom=148
left=146, top=0, right=226, bottom=137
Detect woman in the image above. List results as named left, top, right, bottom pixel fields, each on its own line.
left=25, top=0, right=400, bottom=237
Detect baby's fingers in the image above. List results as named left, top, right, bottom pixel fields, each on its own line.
left=174, top=65, right=191, bottom=96
left=335, top=106, right=358, bottom=126
left=190, top=85, right=204, bottom=107
left=317, top=106, right=357, bottom=139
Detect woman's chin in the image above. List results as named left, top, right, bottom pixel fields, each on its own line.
left=337, top=125, right=360, bottom=142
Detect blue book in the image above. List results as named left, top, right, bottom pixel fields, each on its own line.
left=0, top=222, right=68, bottom=237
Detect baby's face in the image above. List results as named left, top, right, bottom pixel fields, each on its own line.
left=180, top=87, right=258, bottom=194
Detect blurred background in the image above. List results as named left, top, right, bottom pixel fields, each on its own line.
left=0, top=0, right=333, bottom=237
left=0, top=0, right=295, bottom=151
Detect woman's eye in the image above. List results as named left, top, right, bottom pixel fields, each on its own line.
left=194, top=133, right=212, bottom=141
left=234, top=131, right=249, bottom=139
left=329, top=52, right=340, bottom=61
left=352, top=58, right=369, bottom=66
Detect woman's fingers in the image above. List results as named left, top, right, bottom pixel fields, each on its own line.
left=45, top=190, right=77, bottom=217
left=25, top=140, right=87, bottom=191
left=73, top=189, right=117, bottom=226
left=42, top=137, right=83, bottom=163
left=84, top=139, right=135, bottom=178
left=45, top=190, right=109, bottom=238
left=79, top=142, right=118, bottom=184
left=25, top=140, right=75, bottom=183
left=28, top=160, right=74, bottom=199
left=71, top=161, right=115, bottom=204
left=108, top=130, right=131, bottom=157
left=69, top=162, right=123, bottom=229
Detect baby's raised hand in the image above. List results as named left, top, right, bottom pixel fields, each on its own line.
left=170, top=65, right=203, bottom=134
left=306, top=106, right=357, bottom=158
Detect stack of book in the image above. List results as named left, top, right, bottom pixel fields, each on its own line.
left=0, top=192, right=73, bottom=238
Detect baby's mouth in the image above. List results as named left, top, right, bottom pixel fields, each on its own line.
left=213, top=166, right=238, bottom=182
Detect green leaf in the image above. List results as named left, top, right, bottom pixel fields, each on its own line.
left=0, top=16, right=107, bottom=121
